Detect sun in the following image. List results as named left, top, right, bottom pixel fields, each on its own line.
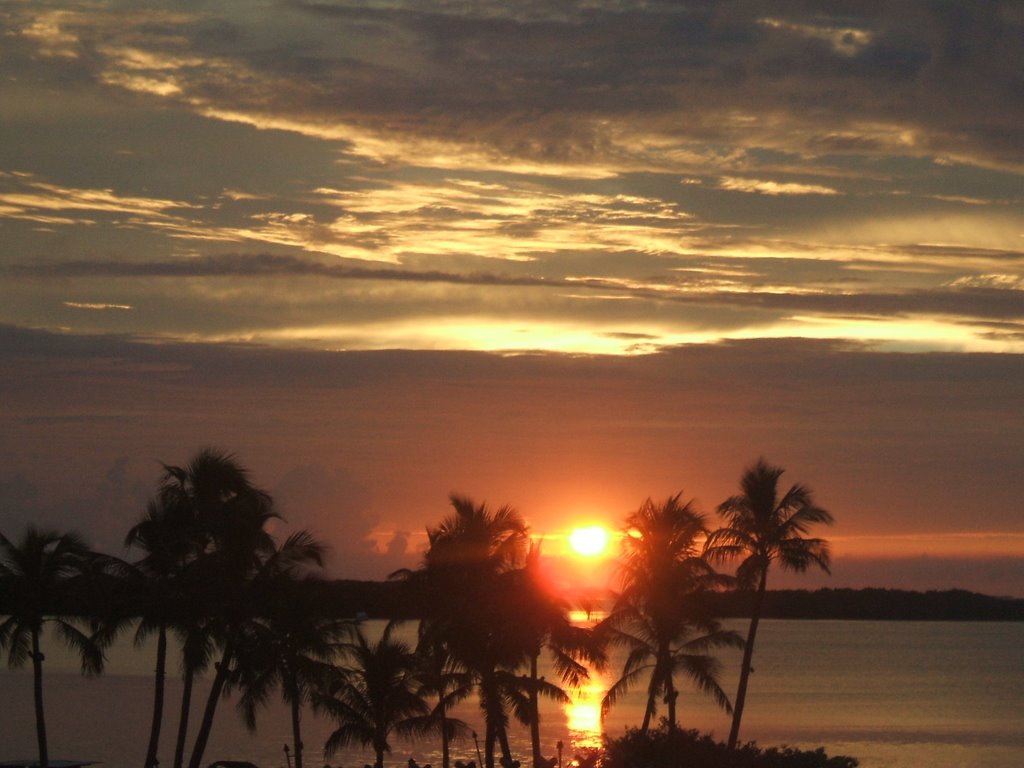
left=569, top=525, right=610, bottom=557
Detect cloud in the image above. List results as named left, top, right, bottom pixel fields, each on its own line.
left=9, top=0, right=1024, bottom=176
left=0, top=456, right=152, bottom=555
left=0, top=3, right=1022, bottom=352
left=717, top=177, right=840, bottom=196
left=64, top=301, right=134, bottom=311
left=11, top=253, right=1023, bottom=332
left=0, top=170, right=196, bottom=217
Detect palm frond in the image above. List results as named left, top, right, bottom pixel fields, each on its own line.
left=55, top=619, right=104, bottom=676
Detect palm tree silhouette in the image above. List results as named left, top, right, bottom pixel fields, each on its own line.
left=152, top=448, right=285, bottom=768
left=601, top=495, right=740, bottom=734
left=319, top=620, right=431, bottom=768
left=415, top=495, right=531, bottom=768
left=0, top=527, right=106, bottom=767
left=506, top=544, right=604, bottom=768
left=124, top=492, right=203, bottom=768
left=704, top=458, right=833, bottom=750
left=413, top=635, right=473, bottom=768
left=187, top=527, right=325, bottom=768
left=172, top=611, right=216, bottom=768
left=228, top=563, right=346, bottom=768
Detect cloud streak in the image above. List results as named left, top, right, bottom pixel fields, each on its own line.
left=11, top=253, right=1023, bottom=328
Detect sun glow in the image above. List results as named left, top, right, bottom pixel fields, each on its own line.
left=564, top=671, right=609, bottom=750
left=569, top=525, right=610, bottom=557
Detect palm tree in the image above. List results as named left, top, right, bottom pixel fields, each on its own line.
left=0, top=527, right=105, bottom=768
left=186, top=528, right=325, bottom=768
left=704, top=459, right=833, bottom=750
left=151, top=447, right=283, bottom=768
left=319, top=620, right=431, bottom=768
left=413, top=636, right=473, bottom=768
left=124, top=493, right=202, bottom=768
left=601, top=495, right=741, bottom=734
left=411, top=495, right=531, bottom=768
left=229, top=569, right=348, bottom=768
left=505, top=544, right=604, bottom=768
left=172, top=614, right=216, bottom=768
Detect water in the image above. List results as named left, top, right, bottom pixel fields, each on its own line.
left=1, top=620, right=1022, bottom=768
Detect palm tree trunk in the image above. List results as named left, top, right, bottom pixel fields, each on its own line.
left=640, top=682, right=656, bottom=735
left=485, top=718, right=496, bottom=768
left=173, top=666, right=195, bottom=768
left=440, top=699, right=451, bottom=768
left=187, top=641, right=234, bottom=768
left=32, top=629, right=49, bottom=768
left=529, top=654, right=542, bottom=768
left=497, top=724, right=514, bottom=768
left=145, top=624, right=168, bottom=768
left=666, top=678, right=677, bottom=732
left=727, top=569, right=768, bottom=751
left=290, top=686, right=303, bottom=768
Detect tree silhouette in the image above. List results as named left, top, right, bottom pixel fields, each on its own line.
left=413, top=635, right=473, bottom=768
left=0, top=527, right=105, bottom=768
left=186, top=527, right=325, bottom=768
left=505, top=544, right=604, bottom=768
left=152, top=447, right=294, bottom=768
left=601, top=495, right=740, bottom=734
left=319, top=620, right=431, bottom=768
left=705, top=459, right=833, bottom=750
left=228, top=568, right=345, bottom=768
left=124, top=491, right=203, bottom=768
left=172, top=612, right=217, bottom=768
left=404, top=494, right=531, bottom=768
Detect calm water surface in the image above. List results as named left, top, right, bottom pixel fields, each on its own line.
left=1, top=620, right=1021, bottom=768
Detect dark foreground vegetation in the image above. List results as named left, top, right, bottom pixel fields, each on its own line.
left=2, top=448, right=848, bottom=768
left=603, top=728, right=858, bottom=768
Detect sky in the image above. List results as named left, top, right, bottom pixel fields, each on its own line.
left=1, top=1, right=1022, bottom=595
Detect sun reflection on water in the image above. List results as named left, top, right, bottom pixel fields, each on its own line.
left=564, top=673, right=608, bottom=750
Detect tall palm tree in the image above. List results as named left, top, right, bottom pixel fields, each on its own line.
left=172, top=614, right=216, bottom=768
left=0, top=527, right=105, bottom=768
left=124, top=492, right=202, bottom=768
left=411, top=495, right=531, bottom=768
left=229, top=569, right=347, bottom=768
left=505, top=544, right=604, bottom=768
left=704, top=459, right=833, bottom=750
left=186, top=528, right=325, bottom=768
left=413, top=635, right=473, bottom=768
left=601, top=495, right=741, bottom=734
left=319, top=620, right=431, bottom=768
left=152, top=447, right=281, bottom=768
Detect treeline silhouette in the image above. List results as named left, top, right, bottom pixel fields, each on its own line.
left=712, top=587, right=1024, bottom=621
left=15, top=576, right=1022, bottom=625
left=1, top=448, right=853, bottom=768
left=222, top=583, right=1024, bottom=623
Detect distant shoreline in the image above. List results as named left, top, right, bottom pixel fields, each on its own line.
left=321, top=581, right=1024, bottom=622
left=709, top=587, right=1024, bottom=621
left=15, top=580, right=1020, bottom=623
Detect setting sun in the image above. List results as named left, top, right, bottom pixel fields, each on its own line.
left=569, top=525, right=610, bottom=557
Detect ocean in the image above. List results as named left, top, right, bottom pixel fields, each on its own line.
left=1, top=619, right=1021, bottom=768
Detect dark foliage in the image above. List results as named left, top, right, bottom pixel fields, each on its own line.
left=602, top=727, right=858, bottom=768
